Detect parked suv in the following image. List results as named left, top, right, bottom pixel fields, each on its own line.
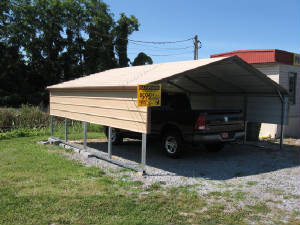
left=105, top=92, right=245, bottom=157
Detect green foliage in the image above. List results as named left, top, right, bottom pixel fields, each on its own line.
left=0, top=0, right=140, bottom=107
left=246, top=203, right=271, bottom=214
left=87, top=123, right=104, bottom=132
left=146, top=181, right=166, bottom=191
left=0, top=105, right=105, bottom=140
left=132, top=52, right=153, bottom=66
left=84, top=0, right=117, bottom=74
left=0, top=108, right=16, bottom=128
left=0, top=128, right=45, bottom=140
left=246, top=181, right=258, bottom=186
left=115, top=13, right=139, bottom=67
left=15, top=105, right=49, bottom=129
left=0, top=105, right=49, bottom=129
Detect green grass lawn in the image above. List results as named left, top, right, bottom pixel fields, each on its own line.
left=0, top=135, right=299, bottom=225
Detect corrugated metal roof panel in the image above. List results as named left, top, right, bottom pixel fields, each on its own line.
left=210, top=49, right=295, bottom=65
left=47, top=57, right=225, bottom=89
left=47, top=56, right=288, bottom=96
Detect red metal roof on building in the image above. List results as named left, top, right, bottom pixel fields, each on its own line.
left=210, top=49, right=295, bottom=65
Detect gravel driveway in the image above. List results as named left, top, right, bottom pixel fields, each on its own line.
left=62, top=138, right=300, bottom=223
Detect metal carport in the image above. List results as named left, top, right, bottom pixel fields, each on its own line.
left=47, top=56, right=288, bottom=173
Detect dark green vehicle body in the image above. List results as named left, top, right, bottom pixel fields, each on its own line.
left=105, top=92, right=245, bottom=157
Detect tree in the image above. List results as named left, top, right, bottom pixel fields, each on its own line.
left=59, top=0, right=87, bottom=80
left=84, top=0, right=116, bottom=74
left=0, top=43, right=27, bottom=106
left=0, top=0, right=141, bottom=107
left=132, top=52, right=153, bottom=66
left=115, top=13, right=139, bottom=67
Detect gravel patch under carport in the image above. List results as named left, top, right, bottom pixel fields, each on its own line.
left=65, top=138, right=300, bottom=222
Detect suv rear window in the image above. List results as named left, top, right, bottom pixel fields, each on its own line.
left=163, top=93, right=191, bottom=111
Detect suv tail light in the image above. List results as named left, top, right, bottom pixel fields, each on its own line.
left=195, top=116, right=206, bottom=130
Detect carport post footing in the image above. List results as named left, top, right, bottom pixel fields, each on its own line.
left=83, top=122, right=87, bottom=149
left=141, top=133, right=147, bottom=174
left=108, top=126, right=112, bottom=159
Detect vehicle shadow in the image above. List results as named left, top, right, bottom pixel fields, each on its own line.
left=83, top=139, right=300, bottom=180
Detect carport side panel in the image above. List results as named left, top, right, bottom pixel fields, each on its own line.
left=49, top=90, right=149, bottom=134
left=213, top=95, right=287, bottom=125
left=246, top=96, right=287, bottom=125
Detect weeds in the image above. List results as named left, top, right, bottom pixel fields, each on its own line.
left=0, top=128, right=47, bottom=140
left=0, top=105, right=49, bottom=129
left=246, top=181, right=258, bottom=186
left=247, top=202, right=271, bottom=214
left=146, top=181, right=166, bottom=191
left=0, top=105, right=105, bottom=140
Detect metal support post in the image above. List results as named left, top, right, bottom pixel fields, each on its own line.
left=243, top=95, right=248, bottom=144
left=276, top=90, right=286, bottom=149
left=244, top=121, right=248, bottom=144
left=50, top=115, right=54, bottom=137
left=279, top=98, right=288, bottom=149
left=108, top=126, right=112, bottom=159
left=83, top=122, right=87, bottom=149
left=65, top=118, right=68, bottom=142
left=280, top=103, right=284, bottom=149
left=141, top=133, right=147, bottom=174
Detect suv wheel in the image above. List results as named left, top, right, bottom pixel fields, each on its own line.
left=162, top=131, right=182, bottom=158
left=105, top=127, right=123, bottom=145
left=205, top=143, right=224, bottom=152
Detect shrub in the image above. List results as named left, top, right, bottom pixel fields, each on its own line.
left=87, top=123, right=104, bottom=132
left=0, top=105, right=49, bottom=130
left=0, top=105, right=104, bottom=139
left=0, top=108, right=17, bottom=129
left=0, top=128, right=47, bottom=140
left=15, top=105, right=49, bottom=129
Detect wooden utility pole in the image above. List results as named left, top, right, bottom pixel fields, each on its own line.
left=194, top=35, right=200, bottom=60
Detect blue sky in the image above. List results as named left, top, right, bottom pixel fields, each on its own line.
left=105, top=0, right=300, bottom=64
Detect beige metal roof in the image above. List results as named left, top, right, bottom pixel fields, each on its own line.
left=47, top=56, right=287, bottom=96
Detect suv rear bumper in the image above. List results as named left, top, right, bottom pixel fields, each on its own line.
left=190, top=131, right=245, bottom=143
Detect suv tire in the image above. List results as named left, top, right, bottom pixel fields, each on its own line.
left=162, top=130, right=183, bottom=158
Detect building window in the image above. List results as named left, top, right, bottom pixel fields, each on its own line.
left=288, top=72, right=297, bottom=105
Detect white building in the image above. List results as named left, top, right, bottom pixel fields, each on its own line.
left=211, top=49, right=299, bottom=138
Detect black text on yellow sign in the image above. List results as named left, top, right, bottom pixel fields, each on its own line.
left=137, top=84, right=161, bottom=107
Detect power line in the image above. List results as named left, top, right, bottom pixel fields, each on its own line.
left=127, top=37, right=194, bottom=44
left=145, top=51, right=193, bottom=57
left=75, top=31, right=200, bottom=58
left=86, top=41, right=194, bottom=54
left=129, top=42, right=194, bottom=50
left=85, top=44, right=194, bottom=57
left=90, top=30, right=194, bottom=45
left=124, top=50, right=193, bottom=57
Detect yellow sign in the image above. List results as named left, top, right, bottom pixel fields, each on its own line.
left=293, top=53, right=300, bottom=66
left=137, top=84, right=161, bottom=107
